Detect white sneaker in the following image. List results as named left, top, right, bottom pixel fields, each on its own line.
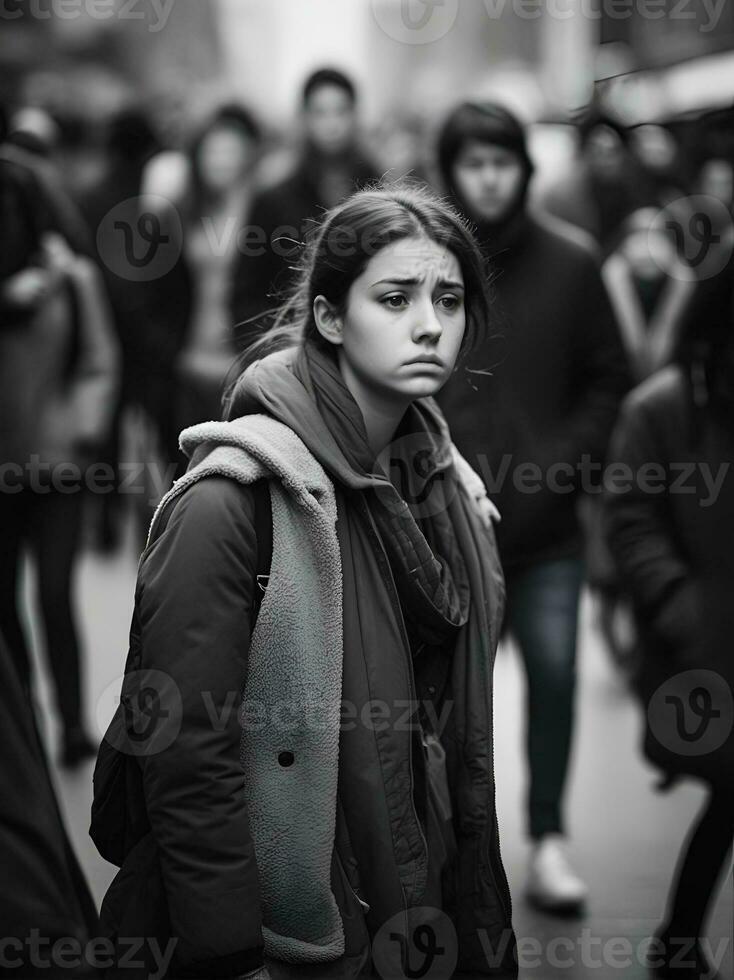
left=525, top=834, right=588, bottom=915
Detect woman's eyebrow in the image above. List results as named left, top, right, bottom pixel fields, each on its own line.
left=370, top=276, right=465, bottom=290
left=370, top=276, right=423, bottom=287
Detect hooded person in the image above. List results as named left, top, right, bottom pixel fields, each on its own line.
left=434, top=101, right=630, bottom=915
left=91, top=184, right=518, bottom=980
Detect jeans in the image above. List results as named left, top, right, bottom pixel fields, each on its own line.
left=504, top=558, right=584, bottom=840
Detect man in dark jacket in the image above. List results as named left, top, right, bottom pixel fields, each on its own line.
left=228, top=68, right=378, bottom=348
left=435, top=102, right=630, bottom=915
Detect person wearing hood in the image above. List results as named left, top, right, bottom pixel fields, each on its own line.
left=603, top=283, right=734, bottom=980
left=229, top=68, right=379, bottom=350
left=434, top=102, right=630, bottom=916
left=92, top=184, right=518, bottom=980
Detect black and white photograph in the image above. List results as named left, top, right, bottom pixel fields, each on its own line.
left=1, top=2, right=733, bottom=978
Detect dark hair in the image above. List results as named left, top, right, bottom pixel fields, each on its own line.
left=437, top=101, right=534, bottom=193
left=187, top=102, right=261, bottom=214
left=576, top=107, right=629, bottom=149
left=225, top=182, right=492, bottom=414
left=302, top=68, right=357, bottom=107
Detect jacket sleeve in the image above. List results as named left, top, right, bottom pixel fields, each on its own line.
left=136, top=476, right=265, bottom=978
left=602, top=392, right=695, bottom=636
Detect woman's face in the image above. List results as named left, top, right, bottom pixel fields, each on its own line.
left=325, top=235, right=467, bottom=404
left=196, top=125, right=254, bottom=194
left=451, top=140, right=526, bottom=224
left=303, top=84, right=356, bottom=156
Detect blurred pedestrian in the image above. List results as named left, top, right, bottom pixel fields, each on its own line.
left=603, top=208, right=695, bottom=384
left=630, top=123, right=690, bottom=208
left=435, top=101, right=630, bottom=915
left=229, top=67, right=379, bottom=347
left=175, top=103, right=262, bottom=429
left=79, top=106, right=161, bottom=551
left=0, top=144, right=119, bottom=767
left=136, top=103, right=262, bottom=483
left=541, top=108, right=653, bottom=255
left=4, top=104, right=92, bottom=255
left=372, top=112, right=430, bottom=185
left=590, top=208, right=695, bottom=669
left=604, top=302, right=734, bottom=980
left=92, top=184, right=517, bottom=980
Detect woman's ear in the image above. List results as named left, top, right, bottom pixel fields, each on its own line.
left=313, top=295, right=343, bottom=346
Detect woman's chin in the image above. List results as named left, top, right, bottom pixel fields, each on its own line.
left=391, top=377, right=445, bottom=401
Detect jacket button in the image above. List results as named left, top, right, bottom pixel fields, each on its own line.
left=427, top=685, right=436, bottom=696
left=278, top=750, right=295, bottom=767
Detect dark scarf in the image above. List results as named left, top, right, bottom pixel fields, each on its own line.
left=232, top=339, right=470, bottom=650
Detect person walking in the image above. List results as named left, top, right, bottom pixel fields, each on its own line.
left=92, top=184, right=517, bottom=980
left=0, top=147, right=119, bottom=767
left=604, top=296, right=734, bottom=980
left=173, top=103, right=262, bottom=432
left=593, top=208, right=695, bottom=668
left=540, top=108, right=652, bottom=256
left=229, top=68, right=378, bottom=348
left=435, top=102, right=630, bottom=915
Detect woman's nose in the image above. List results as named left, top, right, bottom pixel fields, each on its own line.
left=412, top=300, right=442, bottom=343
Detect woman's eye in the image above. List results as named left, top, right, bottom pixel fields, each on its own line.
left=437, top=294, right=462, bottom=312
left=381, top=294, right=408, bottom=310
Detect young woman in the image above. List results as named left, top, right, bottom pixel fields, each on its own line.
left=96, top=185, right=517, bottom=980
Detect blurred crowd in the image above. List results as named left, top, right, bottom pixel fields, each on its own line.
left=1, top=64, right=734, bottom=979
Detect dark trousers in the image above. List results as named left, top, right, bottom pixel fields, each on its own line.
left=505, top=557, right=584, bottom=840
left=0, top=483, right=85, bottom=732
